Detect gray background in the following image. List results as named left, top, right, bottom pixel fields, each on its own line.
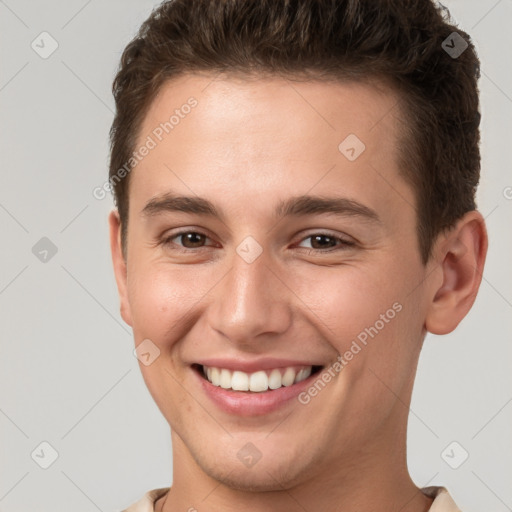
left=0, top=1, right=511, bottom=511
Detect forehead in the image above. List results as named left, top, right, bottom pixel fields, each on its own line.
left=130, top=73, right=411, bottom=220
left=139, top=73, right=400, bottom=150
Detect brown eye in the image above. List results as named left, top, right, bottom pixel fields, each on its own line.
left=308, top=234, right=338, bottom=249
left=178, top=232, right=207, bottom=248
left=162, top=230, right=213, bottom=251
left=297, top=232, right=355, bottom=253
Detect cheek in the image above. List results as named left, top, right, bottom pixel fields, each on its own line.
left=126, top=265, right=199, bottom=420
left=295, top=259, right=423, bottom=383
left=294, top=264, right=405, bottom=342
left=126, top=264, right=198, bottom=344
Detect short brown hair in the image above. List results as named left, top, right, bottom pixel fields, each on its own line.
left=109, top=0, right=481, bottom=264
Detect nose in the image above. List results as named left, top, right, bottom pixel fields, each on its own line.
left=207, top=245, right=292, bottom=346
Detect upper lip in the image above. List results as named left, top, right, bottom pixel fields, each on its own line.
left=194, top=357, right=325, bottom=373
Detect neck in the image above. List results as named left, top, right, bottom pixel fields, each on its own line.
left=157, top=406, right=433, bottom=512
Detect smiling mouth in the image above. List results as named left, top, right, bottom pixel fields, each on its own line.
left=191, top=363, right=324, bottom=393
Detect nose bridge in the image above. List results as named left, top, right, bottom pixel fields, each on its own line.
left=209, top=243, right=291, bottom=342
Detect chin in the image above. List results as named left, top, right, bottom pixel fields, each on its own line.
left=192, top=443, right=314, bottom=493
left=204, top=464, right=302, bottom=493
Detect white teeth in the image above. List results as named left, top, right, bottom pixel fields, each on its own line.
left=249, top=371, right=268, bottom=392
left=219, top=369, right=231, bottom=389
left=268, top=368, right=282, bottom=389
left=201, top=365, right=315, bottom=392
left=295, top=367, right=312, bottom=382
left=231, top=371, right=249, bottom=391
left=210, top=367, right=219, bottom=385
left=281, top=367, right=296, bottom=386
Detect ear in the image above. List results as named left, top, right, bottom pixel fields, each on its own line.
left=425, top=210, right=488, bottom=335
left=108, top=210, right=133, bottom=327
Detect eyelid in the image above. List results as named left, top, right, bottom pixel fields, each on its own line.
left=161, top=228, right=216, bottom=250
left=161, top=228, right=356, bottom=253
left=293, top=230, right=356, bottom=253
left=295, top=229, right=355, bottom=245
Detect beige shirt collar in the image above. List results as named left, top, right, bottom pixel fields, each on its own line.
left=422, top=486, right=462, bottom=512
left=122, top=485, right=462, bottom=512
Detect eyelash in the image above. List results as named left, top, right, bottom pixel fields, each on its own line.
left=160, top=229, right=355, bottom=254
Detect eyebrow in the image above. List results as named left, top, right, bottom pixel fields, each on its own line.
left=141, top=192, right=381, bottom=224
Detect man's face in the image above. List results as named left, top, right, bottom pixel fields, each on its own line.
left=112, top=74, right=436, bottom=490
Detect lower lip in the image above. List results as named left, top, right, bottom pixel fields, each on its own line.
left=193, top=366, right=321, bottom=417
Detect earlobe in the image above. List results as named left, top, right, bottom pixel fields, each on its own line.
left=108, top=210, right=133, bottom=327
left=425, top=210, right=488, bottom=335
